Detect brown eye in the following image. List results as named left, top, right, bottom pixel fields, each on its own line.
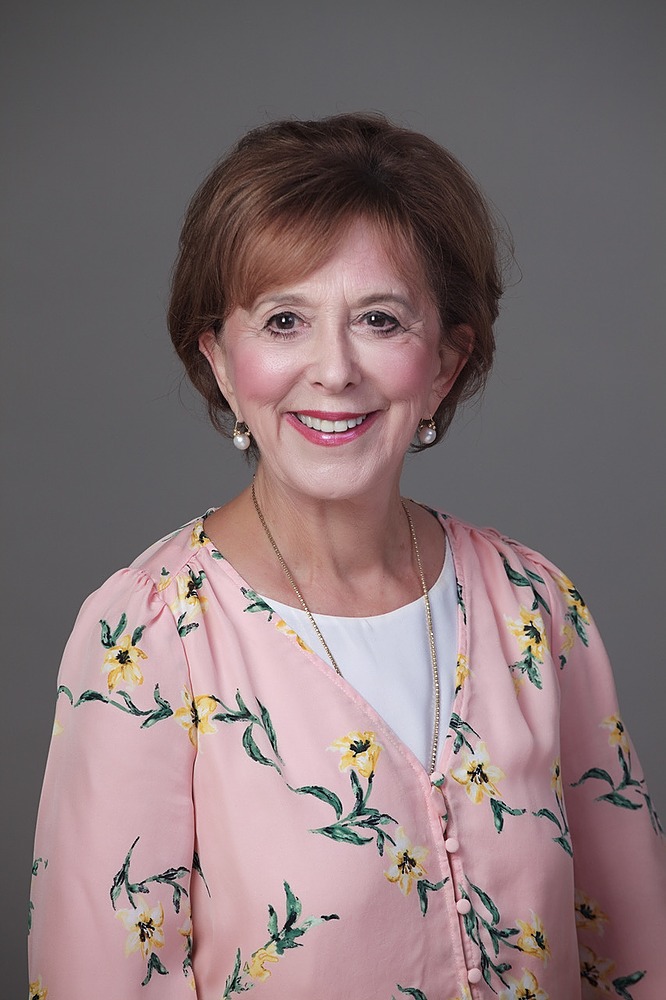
left=264, top=312, right=301, bottom=335
left=363, top=311, right=400, bottom=332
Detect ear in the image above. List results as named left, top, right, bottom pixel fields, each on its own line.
left=428, top=323, right=474, bottom=413
left=198, top=330, right=241, bottom=418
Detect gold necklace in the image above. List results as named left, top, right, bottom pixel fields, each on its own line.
left=250, top=482, right=441, bottom=774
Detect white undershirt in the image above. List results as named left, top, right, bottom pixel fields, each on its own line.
left=263, top=545, right=458, bottom=768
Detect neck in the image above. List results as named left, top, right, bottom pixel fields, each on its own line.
left=252, top=465, right=411, bottom=588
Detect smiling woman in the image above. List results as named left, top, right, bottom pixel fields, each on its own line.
left=29, top=114, right=665, bottom=1000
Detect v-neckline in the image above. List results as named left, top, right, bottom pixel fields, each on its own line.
left=195, top=506, right=470, bottom=782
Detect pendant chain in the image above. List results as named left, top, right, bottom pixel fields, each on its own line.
left=250, top=482, right=441, bottom=774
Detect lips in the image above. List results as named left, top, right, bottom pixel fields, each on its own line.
left=295, top=413, right=368, bottom=433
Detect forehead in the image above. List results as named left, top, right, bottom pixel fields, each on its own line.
left=232, top=214, right=431, bottom=312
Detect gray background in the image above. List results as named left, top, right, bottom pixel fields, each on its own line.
left=2, top=1, right=664, bottom=991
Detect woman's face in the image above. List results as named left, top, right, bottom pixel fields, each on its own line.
left=200, top=220, right=468, bottom=505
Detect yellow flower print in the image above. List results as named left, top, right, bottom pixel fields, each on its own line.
left=190, top=522, right=207, bottom=549
left=157, top=567, right=172, bottom=592
left=329, top=731, right=382, bottom=778
left=171, top=570, right=208, bottom=617
left=561, top=621, right=576, bottom=655
left=499, top=969, right=549, bottom=1000
left=28, top=978, right=48, bottom=1000
left=556, top=572, right=589, bottom=619
left=450, top=742, right=505, bottom=804
left=179, top=915, right=196, bottom=991
left=455, top=654, right=470, bottom=693
left=579, top=944, right=616, bottom=992
left=516, top=912, right=551, bottom=963
left=52, top=718, right=63, bottom=737
left=117, top=901, right=165, bottom=958
left=384, top=826, right=428, bottom=895
left=174, top=688, right=218, bottom=748
left=600, top=714, right=630, bottom=755
left=506, top=607, right=548, bottom=660
left=574, top=889, right=609, bottom=936
left=246, top=941, right=280, bottom=981
left=276, top=618, right=313, bottom=653
left=550, top=758, right=562, bottom=798
left=103, top=634, right=148, bottom=692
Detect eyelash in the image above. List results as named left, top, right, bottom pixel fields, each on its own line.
left=262, top=310, right=402, bottom=337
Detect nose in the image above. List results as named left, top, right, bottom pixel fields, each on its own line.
left=307, top=322, right=361, bottom=393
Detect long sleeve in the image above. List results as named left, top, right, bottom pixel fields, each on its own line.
left=529, top=549, right=666, bottom=997
left=29, top=568, right=198, bottom=999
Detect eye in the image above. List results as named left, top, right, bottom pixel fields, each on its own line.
left=263, top=311, right=302, bottom=336
left=361, top=310, right=401, bottom=334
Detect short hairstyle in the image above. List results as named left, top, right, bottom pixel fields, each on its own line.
left=169, top=112, right=506, bottom=447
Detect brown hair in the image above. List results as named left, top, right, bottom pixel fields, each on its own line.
left=169, top=112, right=506, bottom=447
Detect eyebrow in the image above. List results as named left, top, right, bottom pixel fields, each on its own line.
left=253, top=292, right=419, bottom=313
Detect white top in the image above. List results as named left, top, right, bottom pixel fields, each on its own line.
left=263, top=544, right=458, bottom=768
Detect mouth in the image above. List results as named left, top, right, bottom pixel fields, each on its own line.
left=294, top=413, right=369, bottom=433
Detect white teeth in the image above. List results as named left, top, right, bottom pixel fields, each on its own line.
left=296, top=414, right=367, bottom=432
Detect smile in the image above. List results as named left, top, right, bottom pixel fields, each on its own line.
left=295, top=413, right=368, bottom=433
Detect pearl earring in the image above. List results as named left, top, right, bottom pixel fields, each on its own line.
left=417, top=418, right=437, bottom=446
left=232, top=420, right=251, bottom=451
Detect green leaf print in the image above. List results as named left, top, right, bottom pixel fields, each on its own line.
left=395, top=987, right=428, bottom=1000
left=612, top=970, right=646, bottom=999
left=141, top=952, right=169, bottom=985
left=416, top=878, right=448, bottom=917
left=289, top=784, right=344, bottom=819
left=448, top=713, right=480, bottom=754
left=459, top=879, right=521, bottom=990
left=241, top=587, right=275, bottom=619
left=211, top=690, right=284, bottom=773
left=533, top=761, right=573, bottom=855
left=100, top=612, right=128, bottom=648
left=502, top=556, right=551, bottom=615
left=57, top=682, right=174, bottom=729
left=308, top=770, right=397, bottom=853
left=110, top=836, right=193, bottom=987
left=222, top=882, right=339, bottom=997
left=27, top=858, right=48, bottom=934
left=490, top=798, right=526, bottom=833
left=573, top=740, right=663, bottom=834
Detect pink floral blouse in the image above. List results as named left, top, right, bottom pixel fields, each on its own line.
left=29, top=508, right=666, bottom=1000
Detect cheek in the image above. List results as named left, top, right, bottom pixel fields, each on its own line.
left=381, top=345, right=440, bottom=402
left=228, top=346, right=296, bottom=408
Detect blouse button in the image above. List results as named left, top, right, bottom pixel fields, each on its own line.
left=445, top=837, right=460, bottom=853
left=430, top=770, right=446, bottom=787
left=456, top=898, right=471, bottom=915
left=467, top=967, right=483, bottom=984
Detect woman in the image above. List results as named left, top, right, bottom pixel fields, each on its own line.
left=29, top=114, right=664, bottom=999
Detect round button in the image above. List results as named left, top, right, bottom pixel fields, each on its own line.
left=456, top=898, right=471, bottom=915
left=430, top=770, right=445, bottom=787
left=445, top=837, right=459, bottom=853
left=467, top=967, right=483, bottom=984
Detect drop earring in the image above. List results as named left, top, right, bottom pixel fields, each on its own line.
left=417, top=417, right=437, bottom=446
left=232, top=420, right=251, bottom=451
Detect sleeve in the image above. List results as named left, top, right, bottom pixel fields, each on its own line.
left=28, top=568, right=199, bottom=999
left=525, top=548, right=666, bottom=999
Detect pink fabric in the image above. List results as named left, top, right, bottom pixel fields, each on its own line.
left=29, top=510, right=666, bottom=999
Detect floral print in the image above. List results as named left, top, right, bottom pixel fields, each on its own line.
left=117, top=901, right=166, bottom=958
left=329, top=730, right=382, bottom=777
left=28, top=978, right=48, bottom=1000
left=506, top=606, right=548, bottom=690
left=100, top=615, right=147, bottom=692
left=450, top=741, right=504, bottom=803
left=498, top=969, right=549, bottom=1000
left=515, top=912, right=550, bottom=964
left=174, top=688, right=219, bottom=747
left=384, top=827, right=428, bottom=895
left=574, top=889, right=609, bottom=936
left=29, top=511, right=665, bottom=998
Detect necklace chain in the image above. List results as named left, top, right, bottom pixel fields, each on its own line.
left=250, top=482, right=441, bottom=774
